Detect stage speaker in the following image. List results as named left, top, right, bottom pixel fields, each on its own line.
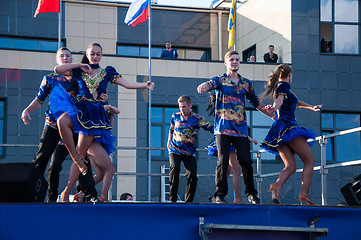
left=341, top=174, right=361, bottom=206
left=0, top=163, right=48, bottom=202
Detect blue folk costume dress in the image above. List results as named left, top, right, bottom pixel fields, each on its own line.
left=49, top=64, right=118, bottom=155
left=260, top=81, right=316, bottom=155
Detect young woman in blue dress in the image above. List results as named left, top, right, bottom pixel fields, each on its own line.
left=260, top=64, right=322, bottom=205
left=52, top=43, right=154, bottom=201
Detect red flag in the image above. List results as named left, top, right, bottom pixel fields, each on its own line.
left=34, top=0, right=60, bottom=18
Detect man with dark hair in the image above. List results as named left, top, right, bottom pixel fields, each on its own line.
left=197, top=50, right=274, bottom=204
left=264, top=45, right=278, bottom=63
left=167, top=95, right=213, bottom=203
left=119, top=193, right=133, bottom=201
left=160, top=41, right=179, bottom=59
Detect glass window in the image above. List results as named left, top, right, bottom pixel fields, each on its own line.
left=321, top=112, right=361, bottom=162
left=0, top=37, right=60, bottom=51
left=140, top=47, right=163, bottom=58
left=117, top=44, right=210, bottom=60
left=151, top=126, right=162, bottom=157
left=336, top=132, right=361, bottom=162
left=0, top=37, right=11, bottom=48
left=252, top=111, right=274, bottom=126
left=151, top=105, right=178, bottom=160
left=252, top=128, right=274, bottom=161
left=151, top=107, right=163, bottom=123
left=320, top=0, right=360, bottom=54
left=38, top=40, right=59, bottom=51
left=335, top=25, right=359, bottom=54
left=335, top=113, right=360, bottom=129
left=117, top=45, right=140, bottom=56
left=335, top=0, right=358, bottom=22
left=12, top=39, right=37, bottom=50
left=322, top=113, right=333, bottom=129
left=247, top=110, right=276, bottom=161
left=321, top=0, right=332, bottom=21
left=322, top=132, right=334, bottom=161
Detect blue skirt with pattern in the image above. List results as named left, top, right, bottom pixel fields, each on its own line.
left=260, top=117, right=316, bottom=155
left=49, top=85, right=115, bottom=155
left=206, top=137, right=236, bottom=157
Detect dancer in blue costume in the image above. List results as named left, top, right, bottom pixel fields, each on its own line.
left=205, top=92, right=258, bottom=204
left=53, top=43, right=154, bottom=201
left=260, top=64, right=322, bottom=205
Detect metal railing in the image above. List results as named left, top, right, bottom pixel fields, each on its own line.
left=2, top=127, right=361, bottom=204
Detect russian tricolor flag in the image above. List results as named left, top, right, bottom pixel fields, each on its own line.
left=124, top=0, right=150, bottom=27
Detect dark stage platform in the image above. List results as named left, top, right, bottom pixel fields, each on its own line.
left=0, top=203, right=360, bottom=240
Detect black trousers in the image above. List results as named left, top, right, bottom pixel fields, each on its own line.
left=214, top=134, right=258, bottom=199
left=33, top=126, right=97, bottom=202
left=169, top=153, right=198, bottom=203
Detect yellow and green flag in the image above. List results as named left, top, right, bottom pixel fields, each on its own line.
left=228, top=0, right=236, bottom=49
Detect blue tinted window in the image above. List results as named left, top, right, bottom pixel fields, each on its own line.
left=12, top=39, right=37, bottom=50
left=165, top=108, right=176, bottom=124
left=336, top=132, right=361, bottom=162
left=140, top=47, right=163, bottom=58
left=38, top=40, right=59, bottom=51
left=336, top=113, right=360, bottom=129
left=152, top=107, right=163, bottom=123
left=322, top=132, right=333, bottom=161
left=117, top=46, right=139, bottom=56
left=0, top=38, right=11, bottom=48
left=252, top=128, right=274, bottom=161
left=151, top=126, right=162, bottom=156
left=322, top=113, right=333, bottom=129
left=151, top=106, right=178, bottom=159
left=0, top=101, right=3, bottom=118
left=253, top=111, right=273, bottom=126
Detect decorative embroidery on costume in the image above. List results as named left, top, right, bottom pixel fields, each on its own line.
left=111, top=74, right=122, bottom=85
left=82, top=69, right=106, bottom=95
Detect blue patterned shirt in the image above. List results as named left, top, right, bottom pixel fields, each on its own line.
left=35, top=73, right=75, bottom=128
left=207, top=73, right=260, bottom=137
left=168, top=112, right=213, bottom=155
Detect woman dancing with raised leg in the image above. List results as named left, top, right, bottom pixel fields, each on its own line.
left=260, top=64, right=322, bottom=205
left=52, top=43, right=154, bottom=201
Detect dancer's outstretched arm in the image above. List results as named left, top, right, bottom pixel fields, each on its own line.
left=113, top=76, right=154, bottom=91
left=297, top=101, right=322, bottom=111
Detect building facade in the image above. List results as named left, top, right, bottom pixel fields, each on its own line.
left=0, top=0, right=360, bottom=205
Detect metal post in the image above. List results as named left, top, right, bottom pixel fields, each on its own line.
left=58, top=0, right=61, bottom=48
left=256, top=151, right=262, bottom=201
left=160, top=165, right=165, bottom=202
left=217, top=11, right=222, bottom=61
left=319, top=136, right=328, bottom=205
left=147, top=1, right=152, bottom=202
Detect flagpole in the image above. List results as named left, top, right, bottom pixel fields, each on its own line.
left=147, top=0, right=152, bottom=202
left=58, top=0, right=61, bottom=48
left=234, top=0, right=236, bottom=51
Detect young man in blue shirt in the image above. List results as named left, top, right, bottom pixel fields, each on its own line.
left=160, top=41, right=179, bottom=59
left=197, top=50, right=274, bottom=204
left=167, top=95, right=212, bottom=203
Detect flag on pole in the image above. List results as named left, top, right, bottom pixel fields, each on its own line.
left=228, top=0, right=236, bottom=49
left=124, top=0, right=150, bottom=27
left=34, top=0, right=60, bottom=18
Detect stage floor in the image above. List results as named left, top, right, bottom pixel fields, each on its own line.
left=0, top=202, right=360, bottom=240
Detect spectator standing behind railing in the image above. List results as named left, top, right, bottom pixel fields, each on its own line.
left=160, top=41, right=178, bottom=59
left=260, top=64, right=322, bottom=205
left=263, top=45, right=278, bottom=63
